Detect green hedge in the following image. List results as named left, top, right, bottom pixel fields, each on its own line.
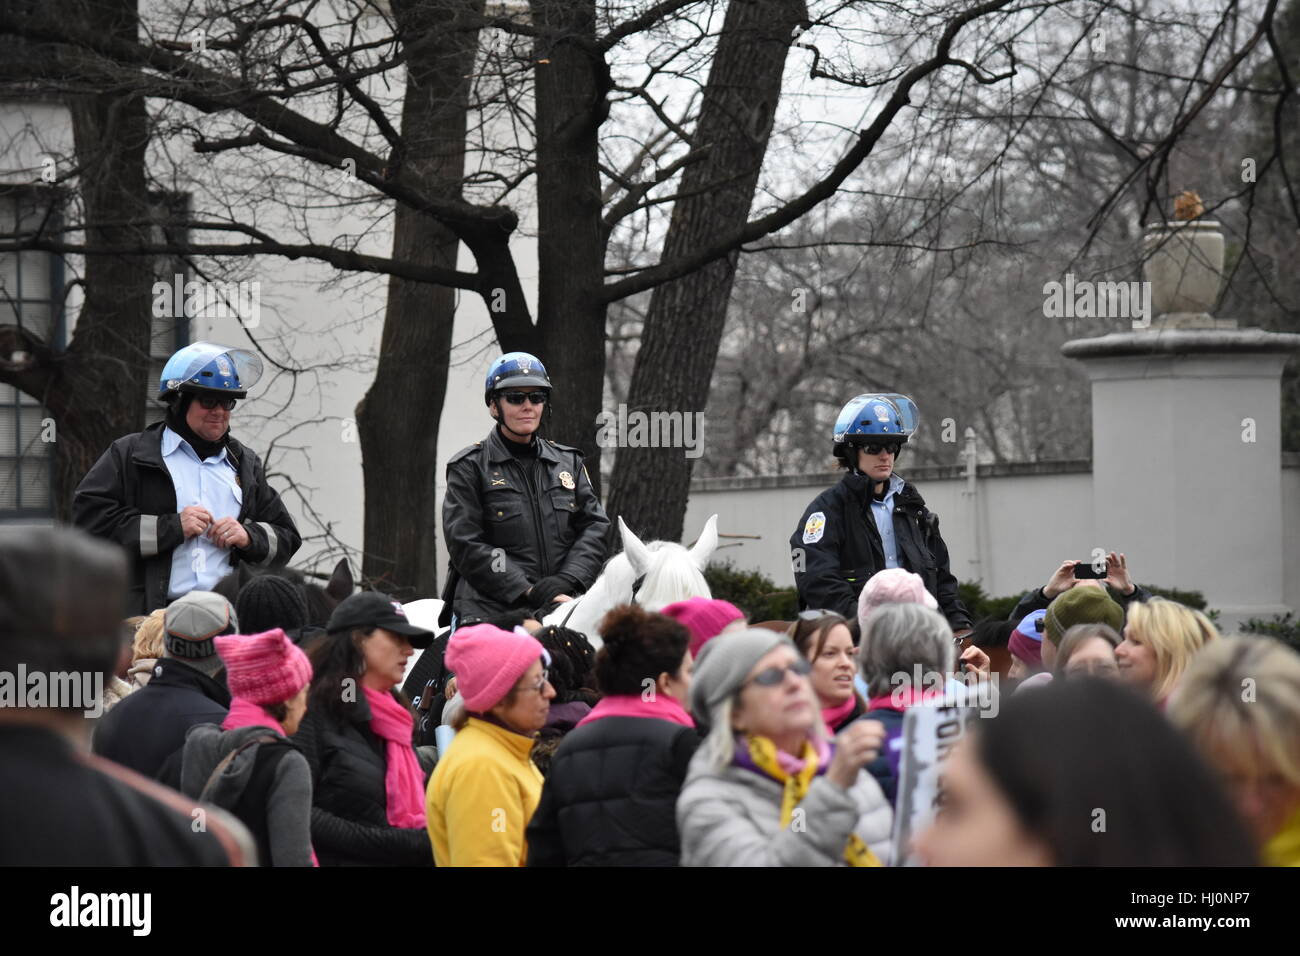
left=705, top=562, right=1237, bottom=630
left=1240, top=613, right=1300, bottom=654
left=958, top=582, right=1022, bottom=622
left=704, top=561, right=798, bottom=622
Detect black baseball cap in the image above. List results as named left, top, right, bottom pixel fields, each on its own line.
left=326, top=591, right=434, bottom=648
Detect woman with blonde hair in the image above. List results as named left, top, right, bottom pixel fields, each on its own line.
left=1168, top=636, right=1300, bottom=866
left=1115, top=598, right=1217, bottom=704
left=128, top=608, right=167, bottom=688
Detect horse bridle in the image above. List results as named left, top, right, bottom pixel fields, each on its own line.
left=558, top=570, right=647, bottom=628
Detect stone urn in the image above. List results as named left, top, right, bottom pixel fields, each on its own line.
left=1141, top=220, right=1225, bottom=325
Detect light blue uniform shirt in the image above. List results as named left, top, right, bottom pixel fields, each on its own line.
left=869, top=474, right=905, bottom=569
left=162, top=426, right=243, bottom=600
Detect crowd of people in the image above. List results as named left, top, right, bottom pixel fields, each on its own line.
left=1, top=344, right=1296, bottom=868
left=2, top=523, right=1297, bottom=868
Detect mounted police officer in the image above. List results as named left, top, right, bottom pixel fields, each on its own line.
left=441, top=352, right=610, bottom=628
left=790, top=393, right=972, bottom=635
left=73, top=342, right=301, bottom=615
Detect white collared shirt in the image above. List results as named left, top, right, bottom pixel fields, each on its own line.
left=161, top=426, right=243, bottom=599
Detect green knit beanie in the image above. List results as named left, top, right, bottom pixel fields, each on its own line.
left=1044, top=587, right=1125, bottom=646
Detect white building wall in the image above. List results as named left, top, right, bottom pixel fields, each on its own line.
left=685, top=464, right=1094, bottom=600
left=1284, top=459, right=1300, bottom=615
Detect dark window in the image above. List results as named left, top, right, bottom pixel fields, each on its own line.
left=0, top=187, right=62, bottom=516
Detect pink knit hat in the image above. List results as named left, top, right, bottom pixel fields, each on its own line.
left=660, top=597, right=745, bottom=657
left=214, top=628, right=312, bottom=706
left=445, top=623, right=547, bottom=713
left=857, top=568, right=938, bottom=628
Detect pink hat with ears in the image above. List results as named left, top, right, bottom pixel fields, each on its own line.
left=857, top=568, right=938, bottom=630
left=214, top=628, right=312, bottom=706
left=445, top=623, right=548, bottom=713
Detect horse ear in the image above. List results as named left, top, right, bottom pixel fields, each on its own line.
left=619, top=516, right=651, bottom=576
left=326, top=558, right=354, bottom=601
left=689, top=514, right=719, bottom=570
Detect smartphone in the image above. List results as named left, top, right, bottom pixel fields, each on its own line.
left=1073, top=562, right=1107, bottom=579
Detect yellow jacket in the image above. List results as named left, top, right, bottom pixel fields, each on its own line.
left=426, top=717, right=543, bottom=866
left=1264, top=804, right=1300, bottom=867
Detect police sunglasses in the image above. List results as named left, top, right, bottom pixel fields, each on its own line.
left=196, top=396, right=237, bottom=411
left=500, top=391, right=548, bottom=406
left=860, top=441, right=902, bottom=456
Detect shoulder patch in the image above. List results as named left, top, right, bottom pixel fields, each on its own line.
left=802, top=511, right=827, bottom=544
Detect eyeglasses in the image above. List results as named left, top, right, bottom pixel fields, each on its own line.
left=196, top=396, right=237, bottom=411
left=744, top=657, right=812, bottom=688
left=860, top=442, right=901, bottom=456
left=516, top=668, right=551, bottom=694
left=500, top=391, right=548, bottom=406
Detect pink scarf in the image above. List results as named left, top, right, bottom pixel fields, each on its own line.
left=736, top=733, right=832, bottom=776
left=868, top=686, right=946, bottom=712
left=221, top=696, right=320, bottom=867
left=821, top=696, right=857, bottom=735
left=363, top=686, right=426, bottom=829
left=576, top=693, right=694, bottom=728
left=222, top=697, right=287, bottom=735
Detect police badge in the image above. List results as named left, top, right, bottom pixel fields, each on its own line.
left=559, top=471, right=575, bottom=490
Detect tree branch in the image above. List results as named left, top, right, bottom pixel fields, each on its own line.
left=599, top=0, right=1019, bottom=304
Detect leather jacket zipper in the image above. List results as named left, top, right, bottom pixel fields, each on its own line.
left=514, top=458, right=550, bottom=575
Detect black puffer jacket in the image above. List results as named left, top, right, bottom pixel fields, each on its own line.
left=790, top=471, right=971, bottom=630
left=292, top=692, right=432, bottom=867
left=442, top=428, right=610, bottom=623
left=72, top=421, right=301, bottom=615
left=526, top=716, right=699, bottom=867
left=91, top=658, right=230, bottom=787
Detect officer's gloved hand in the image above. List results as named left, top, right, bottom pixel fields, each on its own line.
left=528, top=575, right=574, bottom=609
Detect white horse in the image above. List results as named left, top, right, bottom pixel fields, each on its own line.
left=398, top=514, right=720, bottom=692
left=541, top=513, right=719, bottom=648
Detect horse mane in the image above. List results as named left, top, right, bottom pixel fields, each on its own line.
left=634, top=543, right=711, bottom=611
left=542, top=515, right=717, bottom=645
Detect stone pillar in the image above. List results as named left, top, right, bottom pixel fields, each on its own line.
left=1062, top=215, right=1300, bottom=628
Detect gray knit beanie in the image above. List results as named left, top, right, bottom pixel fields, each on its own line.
left=690, top=628, right=797, bottom=719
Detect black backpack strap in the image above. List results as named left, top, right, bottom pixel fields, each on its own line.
left=198, top=733, right=281, bottom=804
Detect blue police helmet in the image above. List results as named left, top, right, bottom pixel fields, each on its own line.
left=832, top=393, right=921, bottom=444
left=484, top=352, right=552, bottom=404
left=157, top=342, right=263, bottom=401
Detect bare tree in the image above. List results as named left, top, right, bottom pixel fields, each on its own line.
left=1, top=0, right=1292, bottom=594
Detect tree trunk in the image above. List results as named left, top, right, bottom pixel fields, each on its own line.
left=605, top=0, right=806, bottom=540
left=50, top=0, right=153, bottom=517
left=357, top=0, right=482, bottom=598
left=529, top=0, right=610, bottom=492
